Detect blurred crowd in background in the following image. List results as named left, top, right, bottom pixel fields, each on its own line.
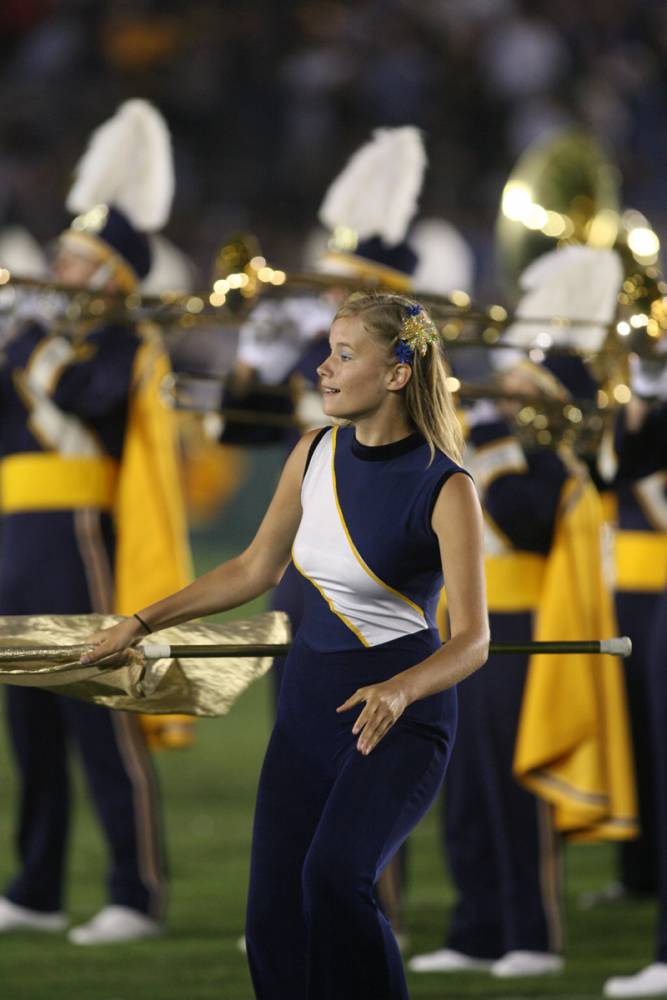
left=1, top=0, right=667, bottom=298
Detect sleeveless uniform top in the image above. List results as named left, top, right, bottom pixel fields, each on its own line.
left=292, top=425, right=468, bottom=653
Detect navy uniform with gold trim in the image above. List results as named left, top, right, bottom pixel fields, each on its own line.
left=0, top=99, right=189, bottom=943
left=410, top=350, right=636, bottom=977
left=612, top=418, right=666, bottom=894
left=443, top=408, right=566, bottom=967
left=246, top=423, right=463, bottom=1000
left=603, top=399, right=667, bottom=998
left=0, top=203, right=172, bottom=941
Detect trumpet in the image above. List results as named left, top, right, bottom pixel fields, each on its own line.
left=162, top=368, right=612, bottom=458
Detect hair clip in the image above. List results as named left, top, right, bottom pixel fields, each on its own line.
left=395, top=304, right=438, bottom=363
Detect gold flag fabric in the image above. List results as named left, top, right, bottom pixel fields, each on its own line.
left=513, top=476, right=638, bottom=842
left=0, top=612, right=290, bottom=717
left=114, top=334, right=193, bottom=615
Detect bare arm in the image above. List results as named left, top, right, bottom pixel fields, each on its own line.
left=81, top=429, right=321, bottom=662
left=338, top=472, right=490, bottom=754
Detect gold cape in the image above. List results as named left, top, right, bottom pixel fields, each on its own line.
left=513, top=476, right=638, bottom=842
left=0, top=612, right=290, bottom=717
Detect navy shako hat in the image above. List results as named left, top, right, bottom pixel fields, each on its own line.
left=63, top=204, right=152, bottom=286
left=355, top=237, right=418, bottom=279
left=92, top=205, right=151, bottom=279
left=541, top=353, right=598, bottom=402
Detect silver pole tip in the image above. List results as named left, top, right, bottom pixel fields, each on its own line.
left=600, top=637, right=632, bottom=658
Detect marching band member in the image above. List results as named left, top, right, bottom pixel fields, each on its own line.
left=0, top=100, right=190, bottom=944
left=410, top=370, right=569, bottom=978
left=609, top=357, right=667, bottom=900
left=411, top=247, right=636, bottom=979
left=604, top=375, right=667, bottom=999
left=80, top=291, right=489, bottom=1000
left=220, top=127, right=431, bottom=946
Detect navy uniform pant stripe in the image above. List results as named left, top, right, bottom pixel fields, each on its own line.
left=73, top=508, right=115, bottom=613
left=110, top=711, right=167, bottom=919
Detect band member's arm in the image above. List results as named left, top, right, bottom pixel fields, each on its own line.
left=81, top=428, right=321, bottom=662
left=9, top=323, right=138, bottom=417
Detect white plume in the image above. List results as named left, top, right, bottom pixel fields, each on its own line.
left=318, top=127, right=426, bottom=247
left=410, top=218, right=475, bottom=294
left=503, top=246, right=623, bottom=353
left=66, top=99, right=174, bottom=232
left=141, top=236, right=196, bottom=294
left=301, top=225, right=331, bottom=272
left=0, top=226, right=47, bottom=278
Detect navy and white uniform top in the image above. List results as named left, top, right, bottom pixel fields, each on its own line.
left=292, top=425, right=468, bottom=653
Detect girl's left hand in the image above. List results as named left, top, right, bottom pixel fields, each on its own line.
left=336, top=679, right=409, bottom=755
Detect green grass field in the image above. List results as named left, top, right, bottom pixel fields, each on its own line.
left=0, top=524, right=658, bottom=999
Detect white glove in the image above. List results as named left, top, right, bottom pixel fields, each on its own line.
left=464, top=399, right=502, bottom=428
left=629, top=353, right=667, bottom=401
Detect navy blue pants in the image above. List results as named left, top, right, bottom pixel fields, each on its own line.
left=5, top=687, right=165, bottom=916
left=648, top=589, right=667, bottom=961
left=444, top=611, right=562, bottom=958
left=615, top=590, right=660, bottom=893
left=246, top=632, right=456, bottom=1000
left=0, top=509, right=166, bottom=918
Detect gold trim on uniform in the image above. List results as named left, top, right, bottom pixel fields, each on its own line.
left=484, top=552, right=546, bottom=611
left=111, top=712, right=167, bottom=920
left=74, top=508, right=114, bottom=613
left=330, top=426, right=427, bottom=621
left=0, top=453, right=118, bottom=511
left=467, top=437, right=528, bottom=493
left=615, top=530, right=667, bottom=592
left=537, top=800, right=564, bottom=953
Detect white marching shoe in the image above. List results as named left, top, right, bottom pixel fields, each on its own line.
left=0, top=896, right=67, bottom=933
left=408, top=947, right=494, bottom=973
left=491, top=950, right=564, bottom=977
left=68, top=905, right=162, bottom=945
left=603, top=963, right=667, bottom=998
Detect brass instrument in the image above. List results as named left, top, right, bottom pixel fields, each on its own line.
left=495, top=129, right=667, bottom=354
left=495, top=130, right=621, bottom=296
left=1, top=136, right=664, bottom=464
left=0, top=196, right=663, bottom=366
left=162, top=366, right=609, bottom=457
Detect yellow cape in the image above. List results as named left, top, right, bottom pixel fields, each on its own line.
left=114, top=333, right=195, bottom=749
left=513, top=475, right=638, bottom=842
